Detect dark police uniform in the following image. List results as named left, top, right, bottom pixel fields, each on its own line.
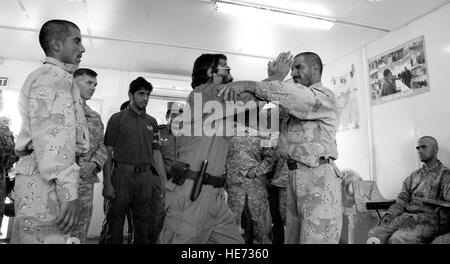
left=104, top=107, right=164, bottom=244
left=158, top=124, right=176, bottom=180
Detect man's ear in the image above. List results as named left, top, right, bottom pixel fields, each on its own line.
left=49, top=39, right=62, bottom=53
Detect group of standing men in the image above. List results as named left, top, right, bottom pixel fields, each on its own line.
left=8, top=18, right=344, bottom=244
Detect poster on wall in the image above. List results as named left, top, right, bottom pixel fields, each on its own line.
left=368, top=35, right=429, bottom=106
left=330, top=64, right=360, bottom=132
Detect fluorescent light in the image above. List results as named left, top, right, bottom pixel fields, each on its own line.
left=215, top=1, right=334, bottom=30
left=444, top=45, right=450, bottom=53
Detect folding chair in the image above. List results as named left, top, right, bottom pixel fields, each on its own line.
left=352, top=181, right=396, bottom=219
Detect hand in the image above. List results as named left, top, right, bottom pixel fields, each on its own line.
left=400, top=215, right=416, bottom=230
left=217, top=81, right=255, bottom=102
left=267, top=52, right=294, bottom=81
left=379, top=213, right=394, bottom=226
left=102, top=181, right=115, bottom=201
left=79, top=162, right=97, bottom=179
left=55, top=199, right=79, bottom=233
left=246, top=168, right=257, bottom=179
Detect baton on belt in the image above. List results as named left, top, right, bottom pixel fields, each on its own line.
left=190, top=160, right=208, bottom=201
left=189, top=135, right=215, bottom=202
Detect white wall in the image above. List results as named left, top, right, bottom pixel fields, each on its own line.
left=323, top=49, right=372, bottom=180
left=323, top=4, right=450, bottom=199
left=0, top=58, right=190, bottom=238
left=365, top=4, right=450, bottom=199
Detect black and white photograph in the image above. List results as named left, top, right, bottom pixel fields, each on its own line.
left=1, top=0, right=450, bottom=254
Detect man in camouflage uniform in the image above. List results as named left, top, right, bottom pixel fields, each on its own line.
left=218, top=51, right=343, bottom=244
left=11, top=20, right=89, bottom=244
left=226, top=123, right=274, bottom=244
left=1, top=89, right=18, bottom=229
left=71, top=68, right=107, bottom=243
left=158, top=102, right=184, bottom=180
left=367, top=136, right=450, bottom=244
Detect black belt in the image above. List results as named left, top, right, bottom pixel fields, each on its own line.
left=287, top=157, right=331, bottom=171
left=185, top=169, right=226, bottom=188
left=114, top=162, right=158, bottom=175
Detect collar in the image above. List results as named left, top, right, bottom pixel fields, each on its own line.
left=421, top=160, right=442, bottom=172
left=127, top=106, right=146, bottom=117
left=309, top=82, right=323, bottom=90
left=43, top=57, right=79, bottom=74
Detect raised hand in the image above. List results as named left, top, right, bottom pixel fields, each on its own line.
left=267, top=51, right=294, bottom=81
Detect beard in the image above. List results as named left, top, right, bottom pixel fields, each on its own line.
left=222, top=76, right=233, bottom=84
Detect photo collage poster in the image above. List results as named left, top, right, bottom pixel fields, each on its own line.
left=368, top=36, right=430, bottom=106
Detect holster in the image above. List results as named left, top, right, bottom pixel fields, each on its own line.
left=171, top=160, right=190, bottom=185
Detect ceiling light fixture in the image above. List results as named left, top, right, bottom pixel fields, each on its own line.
left=214, top=0, right=335, bottom=30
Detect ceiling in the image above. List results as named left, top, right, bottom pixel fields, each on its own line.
left=0, top=0, right=449, bottom=81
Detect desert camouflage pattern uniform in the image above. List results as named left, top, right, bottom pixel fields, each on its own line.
left=254, top=81, right=342, bottom=244
left=11, top=57, right=89, bottom=244
left=70, top=102, right=107, bottom=243
left=0, top=117, right=16, bottom=226
left=226, top=125, right=274, bottom=244
left=432, top=233, right=450, bottom=244
left=368, top=161, right=450, bottom=244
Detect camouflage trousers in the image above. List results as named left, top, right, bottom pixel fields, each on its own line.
left=10, top=173, right=69, bottom=244
left=368, top=212, right=439, bottom=244
left=432, top=233, right=450, bottom=244
left=70, top=181, right=94, bottom=244
left=226, top=178, right=271, bottom=244
left=286, top=163, right=342, bottom=244
left=159, top=179, right=243, bottom=244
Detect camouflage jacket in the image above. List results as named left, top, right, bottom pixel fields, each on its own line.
left=255, top=81, right=340, bottom=168
left=78, top=102, right=107, bottom=184
left=226, top=125, right=274, bottom=186
left=0, top=117, right=16, bottom=176
left=14, top=57, right=90, bottom=202
left=388, top=160, right=450, bottom=217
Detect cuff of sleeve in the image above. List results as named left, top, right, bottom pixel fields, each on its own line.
left=55, top=163, right=80, bottom=202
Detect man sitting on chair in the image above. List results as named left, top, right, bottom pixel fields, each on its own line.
left=367, top=136, right=450, bottom=244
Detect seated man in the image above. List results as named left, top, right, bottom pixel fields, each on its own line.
left=367, top=136, right=450, bottom=244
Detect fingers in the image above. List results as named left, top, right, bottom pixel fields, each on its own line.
left=224, top=87, right=230, bottom=102
left=59, top=207, right=72, bottom=232
left=55, top=206, right=67, bottom=227
left=217, top=85, right=226, bottom=97
left=276, top=52, right=284, bottom=62
left=64, top=210, right=76, bottom=233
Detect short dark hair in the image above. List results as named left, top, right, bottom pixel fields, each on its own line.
left=73, top=68, right=97, bottom=78
left=295, top=52, right=323, bottom=74
left=120, top=100, right=130, bottom=111
left=419, top=136, right=439, bottom=148
left=383, top=69, right=392, bottom=77
left=129, top=77, right=153, bottom=94
left=191, top=53, right=227, bottom=89
left=39, top=19, right=80, bottom=56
